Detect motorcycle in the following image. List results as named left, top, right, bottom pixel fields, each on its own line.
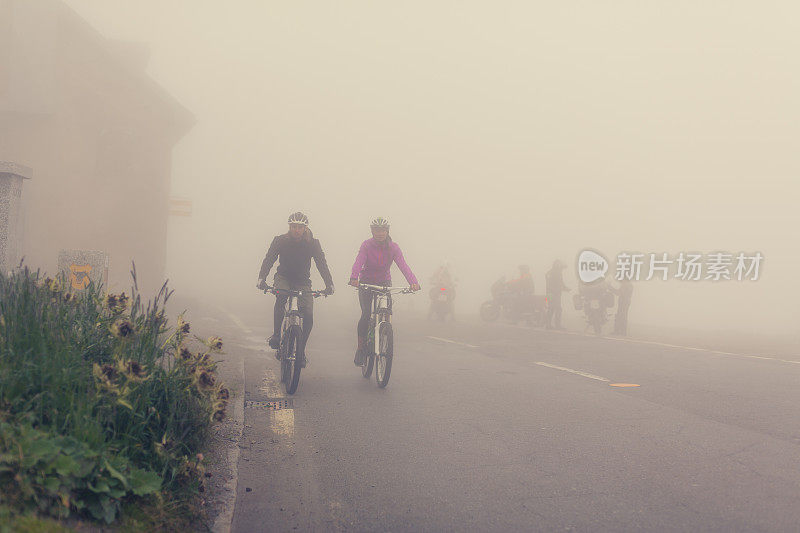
left=480, top=277, right=547, bottom=327
left=428, top=285, right=455, bottom=321
left=573, top=285, right=615, bottom=335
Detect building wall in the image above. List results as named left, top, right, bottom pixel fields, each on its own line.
left=0, top=0, right=192, bottom=294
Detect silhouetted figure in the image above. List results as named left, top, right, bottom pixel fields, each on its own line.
left=507, top=264, right=535, bottom=316
left=613, top=279, right=633, bottom=335
left=507, top=264, right=535, bottom=295
left=257, top=212, right=334, bottom=367
left=545, top=260, right=570, bottom=329
left=429, top=262, right=457, bottom=319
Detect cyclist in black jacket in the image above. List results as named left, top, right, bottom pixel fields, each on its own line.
left=257, top=212, right=334, bottom=365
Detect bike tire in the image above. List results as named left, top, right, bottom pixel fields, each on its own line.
left=362, top=351, right=374, bottom=379
left=280, top=340, right=290, bottom=384
left=279, top=324, right=290, bottom=383
left=285, top=325, right=303, bottom=394
left=280, top=357, right=289, bottom=384
left=362, top=322, right=375, bottom=378
left=375, top=322, right=393, bottom=388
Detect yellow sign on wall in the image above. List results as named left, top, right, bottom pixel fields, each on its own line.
left=70, top=263, right=93, bottom=290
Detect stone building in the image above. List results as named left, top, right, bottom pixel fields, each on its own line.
left=0, top=0, right=193, bottom=293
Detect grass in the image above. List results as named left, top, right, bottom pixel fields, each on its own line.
left=0, top=265, right=227, bottom=528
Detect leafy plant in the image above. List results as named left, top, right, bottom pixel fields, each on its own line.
left=0, top=265, right=227, bottom=525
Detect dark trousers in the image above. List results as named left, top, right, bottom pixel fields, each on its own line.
left=272, top=275, right=314, bottom=350
left=273, top=297, right=313, bottom=344
left=614, top=301, right=630, bottom=335
left=546, top=293, right=563, bottom=328
left=357, top=288, right=373, bottom=338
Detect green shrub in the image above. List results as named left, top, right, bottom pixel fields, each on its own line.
left=0, top=266, right=227, bottom=524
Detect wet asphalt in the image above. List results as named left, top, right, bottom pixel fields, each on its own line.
left=212, top=302, right=800, bottom=532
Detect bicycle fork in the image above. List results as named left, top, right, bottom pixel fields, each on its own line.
left=282, top=295, right=302, bottom=359
left=372, top=293, right=391, bottom=354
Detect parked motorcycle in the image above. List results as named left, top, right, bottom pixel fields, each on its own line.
left=480, top=277, right=547, bottom=326
left=573, top=284, right=616, bottom=335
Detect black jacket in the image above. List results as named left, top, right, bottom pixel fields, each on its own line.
left=546, top=268, right=568, bottom=296
left=258, top=231, right=334, bottom=287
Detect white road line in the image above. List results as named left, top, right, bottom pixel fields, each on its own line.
left=535, top=362, right=611, bottom=382
left=218, top=307, right=252, bottom=335
left=255, top=368, right=294, bottom=437
left=232, top=343, right=267, bottom=352
left=426, top=336, right=479, bottom=349
left=271, top=409, right=295, bottom=437
left=465, top=324, right=800, bottom=366
left=536, top=325, right=800, bottom=365
left=259, top=368, right=284, bottom=398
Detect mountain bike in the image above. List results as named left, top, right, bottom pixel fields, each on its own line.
left=262, top=284, right=327, bottom=394
left=355, top=283, right=415, bottom=388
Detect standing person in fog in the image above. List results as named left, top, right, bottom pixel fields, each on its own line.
left=613, top=279, right=634, bottom=335
left=348, top=217, right=421, bottom=366
left=257, top=212, right=334, bottom=367
left=545, top=259, right=570, bottom=330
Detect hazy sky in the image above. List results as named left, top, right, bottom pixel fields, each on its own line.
left=63, top=0, right=799, bottom=334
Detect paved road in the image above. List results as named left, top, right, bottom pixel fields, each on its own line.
left=219, top=304, right=800, bottom=532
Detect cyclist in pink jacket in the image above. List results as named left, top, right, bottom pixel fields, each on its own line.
left=349, top=217, right=420, bottom=365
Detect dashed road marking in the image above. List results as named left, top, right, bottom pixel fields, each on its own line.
left=608, top=337, right=800, bottom=365
left=218, top=308, right=294, bottom=437
left=219, top=307, right=253, bottom=335
left=259, top=368, right=284, bottom=397
left=426, top=336, right=479, bottom=349
left=271, top=409, right=295, bottom=437
left=535, top=362, right=610, bottom=382
left=232, top=343, right=267, bottom=352
left=487, top=322, right=800, bottom=366
left=257, top=368, right=294, bottom=437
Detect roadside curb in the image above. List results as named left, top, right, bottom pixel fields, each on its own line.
left=210, top=358, right=245, bottom=533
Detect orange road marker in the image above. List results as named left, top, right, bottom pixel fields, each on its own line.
left=609, top=383, right=640, bottom=387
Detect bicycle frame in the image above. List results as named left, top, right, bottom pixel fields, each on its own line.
left=370, top=291, right=391, bottom=354
left=261, top=284, right=327, bottom=394
left=360, top=284, right=413, bottom=355
left=281, top=294, right=302, bottom=360
left=262, top=285, right=326, bottom=359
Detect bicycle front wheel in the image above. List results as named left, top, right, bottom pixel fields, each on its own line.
left=285, top=325, right=303, bottom=394
left=375, top=322, right=393, bottom=388
left=362, top=324, right=375, bottom=378
left=362, top=351, right=374, bottom=379
left=280, top=338, right=290, bottom=384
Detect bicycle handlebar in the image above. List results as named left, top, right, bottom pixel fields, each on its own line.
left=355, top=283, right=416, bottom=295
left=262, top=285, right=328, bottom=298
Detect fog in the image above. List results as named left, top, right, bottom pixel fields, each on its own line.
left=60, top=0, right=799, bottom=336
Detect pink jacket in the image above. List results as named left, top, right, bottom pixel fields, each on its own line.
left=350, top=238, right=418, bottom=285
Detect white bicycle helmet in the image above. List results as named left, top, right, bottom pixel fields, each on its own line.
left=370, top=216, right=390, bottom=229
left=287, top=212, right=309, bottom=226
